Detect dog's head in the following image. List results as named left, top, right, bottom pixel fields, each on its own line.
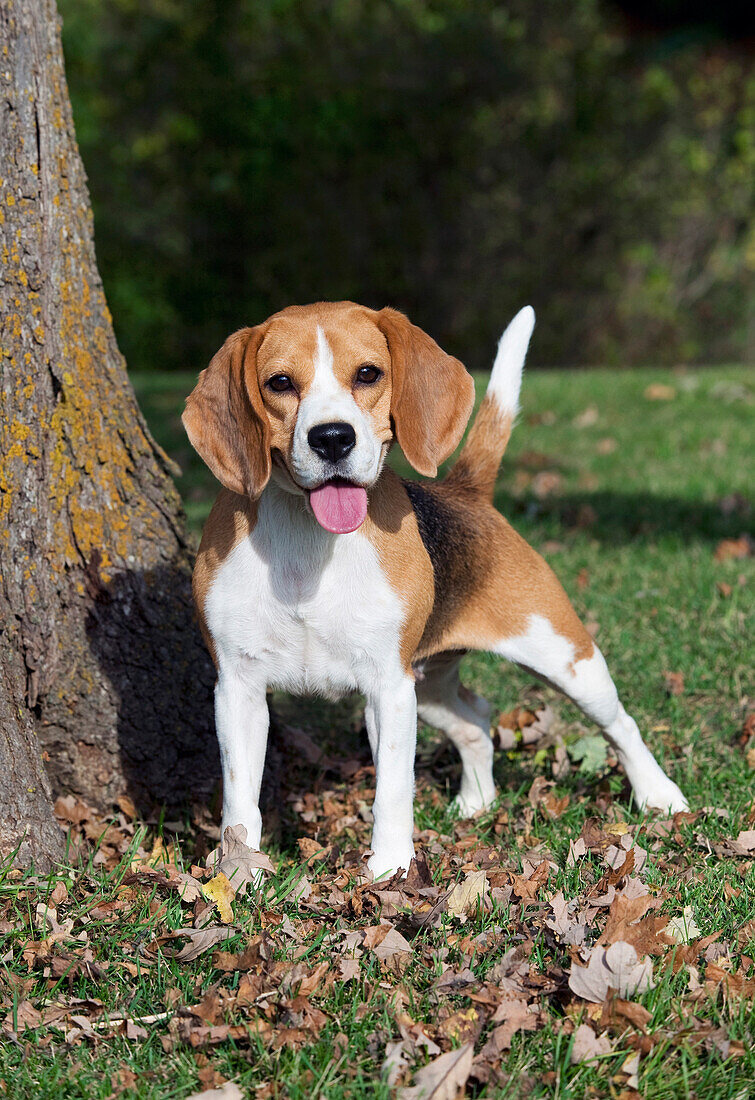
left=183, top=301, right=475, bottom=533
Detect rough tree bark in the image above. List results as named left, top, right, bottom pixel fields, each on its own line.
left=0, top=0, right=217, bottom=868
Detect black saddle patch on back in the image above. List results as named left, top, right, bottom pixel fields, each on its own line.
left=402, top=479, right=479, bottom=644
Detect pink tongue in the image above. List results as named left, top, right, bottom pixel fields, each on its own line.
left=309, top=481, right=368, bottom=534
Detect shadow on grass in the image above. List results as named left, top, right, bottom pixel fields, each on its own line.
left=494, top=488, right=751, bottom=545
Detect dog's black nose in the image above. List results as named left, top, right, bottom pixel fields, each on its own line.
left=307, top=421, right=356, bottom=463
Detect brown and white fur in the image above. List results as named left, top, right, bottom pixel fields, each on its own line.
left=183, top=301, right=687, bottom=879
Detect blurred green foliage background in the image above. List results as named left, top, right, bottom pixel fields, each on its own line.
left=59, top=0, right=754, bottom=372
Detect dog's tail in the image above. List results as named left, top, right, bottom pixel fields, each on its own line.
left=447, top=306, right=535, bottom=500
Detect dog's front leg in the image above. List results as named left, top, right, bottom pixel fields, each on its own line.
left=215, top=663, right=269, bottom=851
left=367, top=674, right=417, bottom=880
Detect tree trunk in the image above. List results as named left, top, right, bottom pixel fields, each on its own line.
left=0, top=0, right=217, bottom=868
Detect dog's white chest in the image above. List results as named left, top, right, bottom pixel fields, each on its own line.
left=205, top=489, right=405, bottom=696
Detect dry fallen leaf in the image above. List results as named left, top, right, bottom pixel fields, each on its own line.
left=203, top=873, right=236, bottom=924
left=171, top=925, right=239, bottom=962
left=50, top=881, right=68, bottom=908
left=736, top=920, right=755, bottom=951
left=116, top=794, right=138, bottom=820
left=569, top=942, right=654, bottom=1002
left=567, top=837, right=588, bottom=866
left=297, top=837, right=330, bottom=862
left=619, top=1050, right=641, bottom=1088
left=543, top=791, right=570, bottom=819
left=527, top=776, right=553, bottom=810
left=570, top=1023, right=612, bottom=1064
left=600, top=890, right=668, bottom=955
left=546, top=890, right=586, bottom=946
left=338, top=958, right=360, bottom=982
left=489, top=1000, right=540, bottom=1049
left=446, top=871, right=488, bottom=919
left=399, top=1042, right=474, bottom=1100
left=704, top=964, right=755, bottom=999
left=166, top=873, right=202, bottom=905
left=196, top=1064, right=229, bottom=1092
left=371, top=926, right=413, bottom=964
left=2, top=999, right=42, bottom=1033
left=206, top=825, right=274, bottom=894
left=666, top=906, right=702, bottom=945
left=613, top=1000, right=652, bottom=1030
left=35, top=902, right=81, bottom=944
left=53, top=795, right=91, bottom=826
left=734, top=830, right=755, bottom=853
left=511, top=859, right=550, bottom=901
left=383, top=1040, right=411, bottom=1088
left=396, top=1010, right=441, bottom=1058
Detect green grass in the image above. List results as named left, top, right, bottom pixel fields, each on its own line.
left=0, top=365, right=752, bottom=1099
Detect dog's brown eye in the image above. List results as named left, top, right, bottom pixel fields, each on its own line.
left=356, top=365, right=381, bottom=385
left=266, top=374, right=294, bottom=393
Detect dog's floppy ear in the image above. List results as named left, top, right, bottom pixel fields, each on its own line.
left=377, top=308, right=475, bottom=477
left=182, top=325, right=271, bottom=498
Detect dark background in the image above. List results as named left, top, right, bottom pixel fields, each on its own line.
left=59, top=0, right=754, bottom=372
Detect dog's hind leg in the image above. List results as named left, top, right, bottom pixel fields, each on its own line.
left=471, top=541, right=688, bottom=813
left=497, top=622, right=687, bottom=812
left=416, top=652, right=496, bottom=817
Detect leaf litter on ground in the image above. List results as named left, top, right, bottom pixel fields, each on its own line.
left=1, top=708, right=754, bottom=1097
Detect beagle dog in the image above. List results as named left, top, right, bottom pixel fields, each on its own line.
left=183, top=302, right=687, bottom=879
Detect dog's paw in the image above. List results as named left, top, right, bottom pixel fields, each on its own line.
left=635, top=777, right=689, bottom=815
left=450, top=792, right=496, bottom=819
left=368, top=846, right=415, bottom=881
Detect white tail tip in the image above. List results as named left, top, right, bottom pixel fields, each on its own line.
left=488, top=306, right=535, bottom=416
